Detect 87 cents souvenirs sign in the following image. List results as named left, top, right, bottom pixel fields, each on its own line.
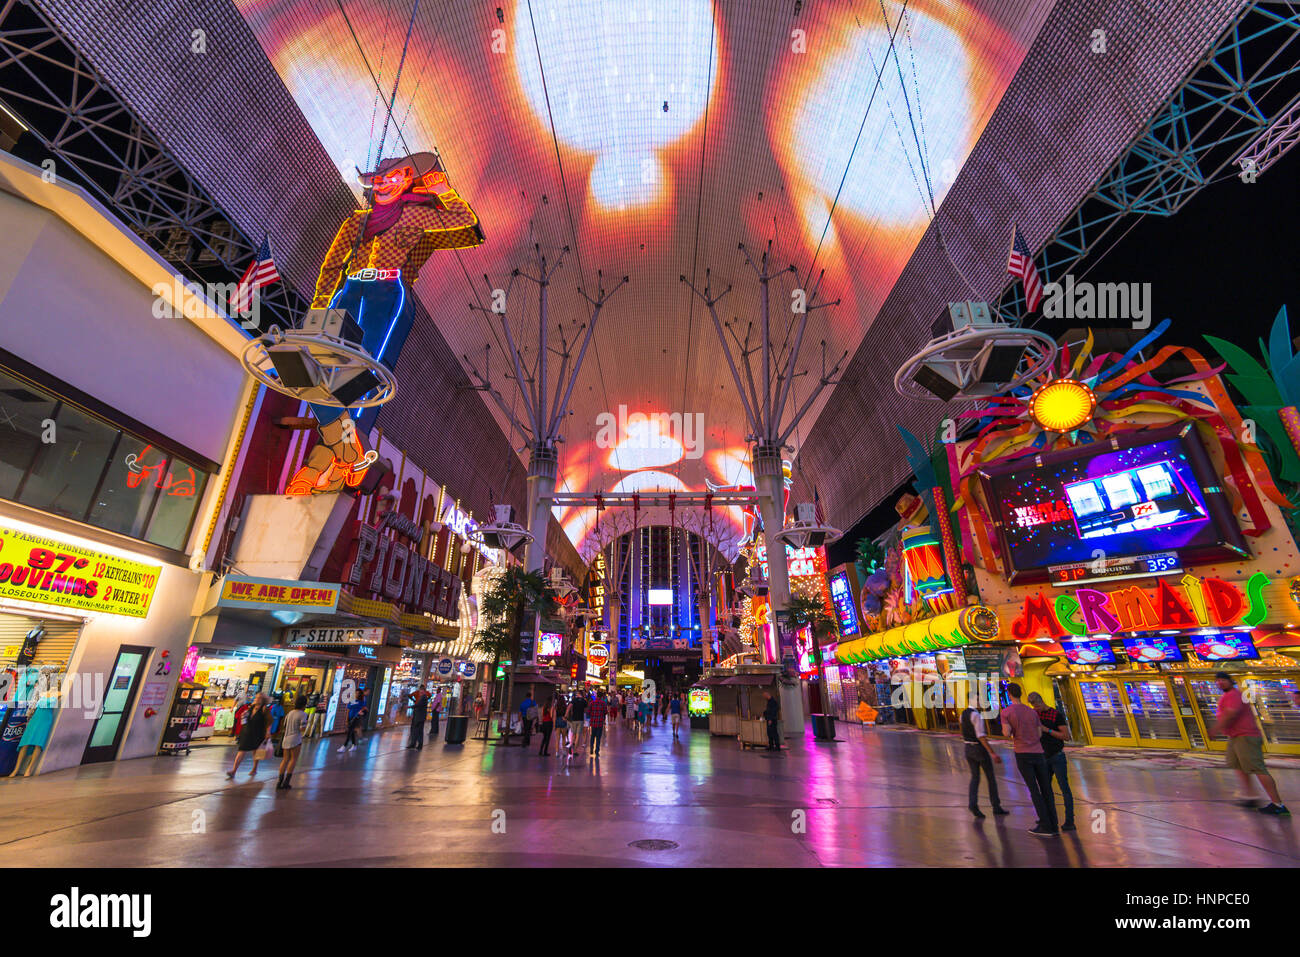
left=0, top=525, right=161, bottom=618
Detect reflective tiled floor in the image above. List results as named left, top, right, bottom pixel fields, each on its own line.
left=1, top=720, right=1298, bottom=867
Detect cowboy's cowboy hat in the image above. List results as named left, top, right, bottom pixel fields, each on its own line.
left=357, top=150, right=445, bottom=187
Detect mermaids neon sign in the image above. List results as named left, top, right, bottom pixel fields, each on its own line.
left=1011, top=573, right=1273, bottom=641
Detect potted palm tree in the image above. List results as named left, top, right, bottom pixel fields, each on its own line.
left=786, top=592, right=840, bottom=739
left=471, top=565, right=555, bottom=743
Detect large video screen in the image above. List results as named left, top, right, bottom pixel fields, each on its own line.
left=979, top=425, right=1247, bottom=584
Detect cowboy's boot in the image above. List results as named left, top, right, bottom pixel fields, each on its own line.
left=285, top=417, right=370, bottom=494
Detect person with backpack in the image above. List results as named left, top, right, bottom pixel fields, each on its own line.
left=567, top=691, right=588, bottom=754
left=960, top=700, right=1008, bottom=819
left=519, top=691, right=537, bottom=747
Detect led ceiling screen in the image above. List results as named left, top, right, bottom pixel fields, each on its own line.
left=235, top=0, right=1053, bottom=556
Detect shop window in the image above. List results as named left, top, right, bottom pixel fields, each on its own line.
left=0, top=365, right=211, bottom=551
left=87, top=433, right=160, bottom=540
left=0, top=369, right=56, bottom=499
left=145, top=460, right=208, bottom=550
left=18, top=403, right=119, bottom=520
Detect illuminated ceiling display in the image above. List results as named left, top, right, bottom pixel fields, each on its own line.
left=235, top=0, right=1052, bottom=552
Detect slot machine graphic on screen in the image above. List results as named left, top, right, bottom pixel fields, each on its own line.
left=977, top=423, right=1249, bottom=585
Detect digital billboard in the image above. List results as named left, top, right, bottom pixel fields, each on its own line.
left=980, top=425, right=1248, bottom=584
left=1060, top=639, right=1116, bottom=665
left=232, top=0, right=1053, bottom=555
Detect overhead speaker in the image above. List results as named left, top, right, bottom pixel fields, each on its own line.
left=978, top=344, right=1025, bottom=383
left=912, top=363, right=961, bottom=402
left=266, top=345, right=322, bottom=390
left=332, top=368, right=382, bottom=407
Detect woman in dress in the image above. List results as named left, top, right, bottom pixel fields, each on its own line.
left=227, top=694, right=270, bottom=778
left=277, top=695, right=308, bottom=790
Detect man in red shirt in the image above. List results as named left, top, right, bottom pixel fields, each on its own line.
left=1215, top=672, right=1288, bottom=815
left=998, top=683, right=1058, bottom=836
left=588, top=692, right=609, bottom=759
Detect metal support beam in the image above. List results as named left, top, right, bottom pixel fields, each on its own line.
left=997, top=0, right=1300, bottom=323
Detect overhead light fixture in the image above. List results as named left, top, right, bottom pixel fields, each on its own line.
left=1029, top=378, right=1097, bottom=432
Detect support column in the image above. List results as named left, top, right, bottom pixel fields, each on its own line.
left=607, top=595, right=621, bottom=687
left=753, top=442, right=804, bottom=736
left=524, top=444, right=557, bottom=575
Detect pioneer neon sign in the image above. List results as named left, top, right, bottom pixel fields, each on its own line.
left=1010, top=573, right=1272, bottom=641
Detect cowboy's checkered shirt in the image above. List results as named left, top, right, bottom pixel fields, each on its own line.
left=312, top=188, right=484, bottom=306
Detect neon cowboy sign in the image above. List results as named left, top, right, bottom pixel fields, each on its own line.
left=1011, top=573, right=1273, bottom=641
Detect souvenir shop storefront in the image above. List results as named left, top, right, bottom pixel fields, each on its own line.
left=189, top=573, right=430, bottom=738
left=0, top=513, right=208, bottom=774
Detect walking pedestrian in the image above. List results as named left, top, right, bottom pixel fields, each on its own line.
left=430, top=687, right=444, bottom=737
left=589, top=691, right=609, bottom=758
left=538, top=696, right=556, bottom=756
left=268, top=694, right=286, bottom=757
left=960, top=701, right=1007, bottom=818
left=277, top=694, right=308, bottom=790
left=227, top=694, right=270, bottom=778
left=568, top=691, right=588, bottom=753
left=762, top=691, right=781, bottom=751
left=554, top=693, right=570, bottom=754
left=338, top=689, right=368, bottom=752
left=999, top=683, right=1058, bottom=836
left=1215, top=671, right=1288, bottom=814
left=519, top=690, right=536, bottom=747
left=670, top=691, right=683, bottom=738
left=406, top=685, right=430, bottom=750
left=1028, top=691, right=1075, bottom=831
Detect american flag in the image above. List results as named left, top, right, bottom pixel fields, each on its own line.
left=813, top=486, right=826, bottom=525
left=1006, top=225, right=1043, bottom=312
left=232, top=236, right=280, bottom=315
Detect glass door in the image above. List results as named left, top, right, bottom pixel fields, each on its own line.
left=1076, top=678, right=1134, bottom=744
left=1169, top=676, right=1207, bottom=749
left=1246, top=677, right=1300, bottom=754
left=1122, top=678, right=1189, bottom=748
left=82, top=645, right=150, bottom=764
left=1185, top=677, right=1228, bottom=751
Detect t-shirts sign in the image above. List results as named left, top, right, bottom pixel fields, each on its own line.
left=285, top=626, right=385, bottom=647
left=0, top=525, right=161, bottom=619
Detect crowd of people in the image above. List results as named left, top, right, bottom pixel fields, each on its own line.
left=960, top=671, right=1290, bottom=837
left=515, top=687, right=689, bottom=759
